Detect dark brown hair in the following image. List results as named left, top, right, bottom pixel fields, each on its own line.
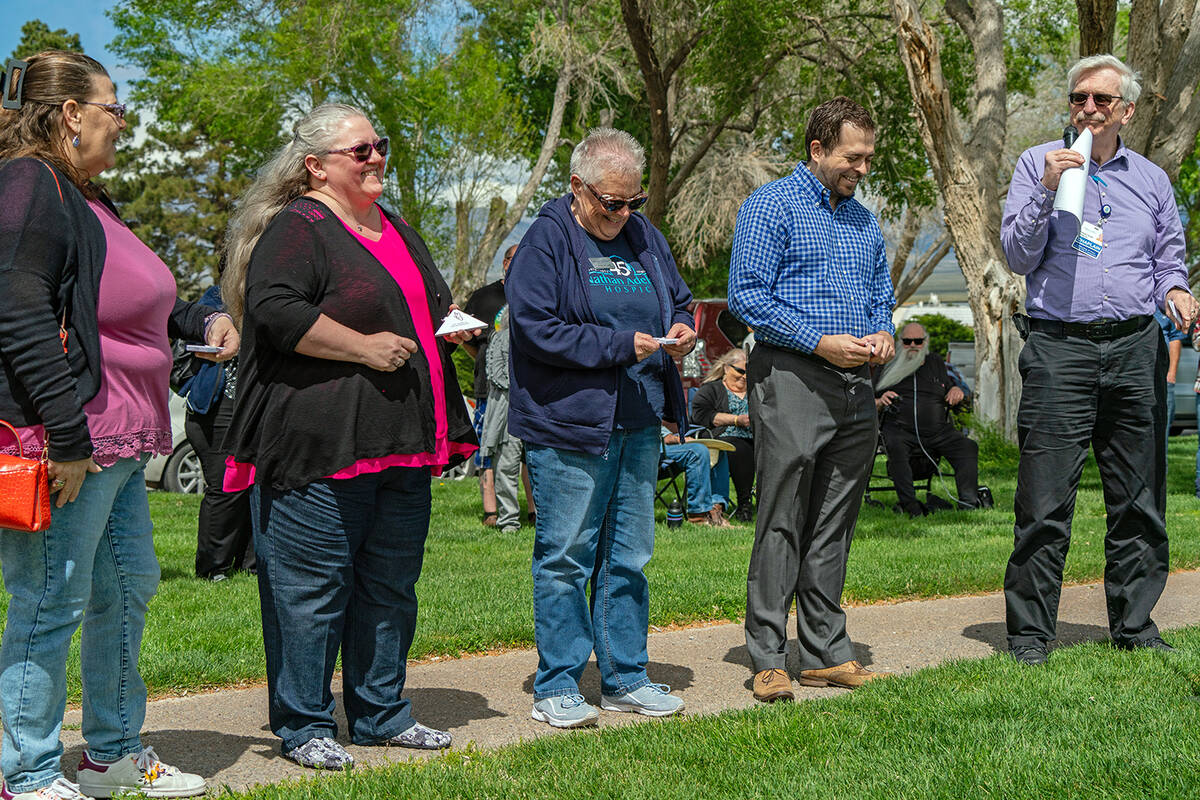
left=804, top=96, right=874, bottom=160
left=0, top=50, right=110, bottom=195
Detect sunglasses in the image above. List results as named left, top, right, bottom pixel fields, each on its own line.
left=729, top=364, right=747, bottom=375
left=82, top=101, right=127, bottom=120
left=902, top=337, right=925, bottom=345
left=584, top=181, right=648, bottom=213
left=1068, top=92, right=1122, bottom=108
left=326, top=137, right=389, bottom=163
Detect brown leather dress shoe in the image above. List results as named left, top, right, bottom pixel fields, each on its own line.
left=797, top=660, right=890, bottom=689
left=752, top=668, right=795, bottom=703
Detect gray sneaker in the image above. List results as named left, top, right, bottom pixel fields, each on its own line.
left=600, top=683, right=684, bottom=717
left=283, top=737, right=355, bottom=770
left=531, top=694, right=600, bottom=728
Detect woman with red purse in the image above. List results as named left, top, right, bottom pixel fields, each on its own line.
left=0, top=52, right=229, bottom=800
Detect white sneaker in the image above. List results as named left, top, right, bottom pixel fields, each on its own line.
left=76, top=747, right=206, bottom=798
left=2, top=778, right=93, bottom=800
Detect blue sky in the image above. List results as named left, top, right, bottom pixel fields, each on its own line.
left=1, top=2, right=139, bottom=84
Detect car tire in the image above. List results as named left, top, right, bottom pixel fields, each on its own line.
left=162, top=442, right=206, bottom=494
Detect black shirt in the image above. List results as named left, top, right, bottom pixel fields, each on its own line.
left=463, top=279, right=507, bottom=399
left=878, top=354, right=957, bottom=432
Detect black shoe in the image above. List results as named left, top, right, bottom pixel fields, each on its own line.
left=1113, top=636, right=1175, bottom=652
left=1010, top=642, right=1049, bottom=666
left=896, top=501, right=927, bottom=518
left=733, top=505, right=754, bottom=522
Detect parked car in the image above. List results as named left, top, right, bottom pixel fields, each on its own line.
left=145, top=393, right=205, bottom=494
left=675, top=299, right=749, bottom=389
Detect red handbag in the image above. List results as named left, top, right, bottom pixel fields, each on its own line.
left=0, top=420, right=52, bottom=532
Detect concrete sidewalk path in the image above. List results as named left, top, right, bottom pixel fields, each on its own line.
left=61, top=571, right=1200, bottom=792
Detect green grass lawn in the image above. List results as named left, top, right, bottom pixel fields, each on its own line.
left=8, top=434, right=1200, bottom=702
left=233, top=627, right=1200, bottom=800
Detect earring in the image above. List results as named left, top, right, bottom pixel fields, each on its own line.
left=317, top=172, right=326, bottom=179
left=72, top=134, right=80, bottom=148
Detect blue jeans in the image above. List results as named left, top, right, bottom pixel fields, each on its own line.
left=0, top=457, right=158, bottom=793
left=663, top=443, right=730, bottom=513
left=252, top=467, right=431, bottom=752
left=526, top=427, right=659, bottom=699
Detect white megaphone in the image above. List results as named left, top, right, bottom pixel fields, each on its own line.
left=1052, top=126, right=1093, bottom=231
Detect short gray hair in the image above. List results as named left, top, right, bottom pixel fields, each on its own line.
left=569, top=127, right=645, bottom=185
left=1068, top=54, right=1141, bottom=105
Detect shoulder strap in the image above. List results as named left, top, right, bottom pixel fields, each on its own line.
left=33, top=159, right=70, bottom=352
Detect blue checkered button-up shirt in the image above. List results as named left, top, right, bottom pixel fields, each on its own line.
left=728, top=162, right=895, bottom=354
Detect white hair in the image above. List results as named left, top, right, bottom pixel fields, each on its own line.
left=569, top=127, right=645, bottom=185
left=222, top=103, right=368, bottom=325
left=1068, top=54, right=1141, bottom=104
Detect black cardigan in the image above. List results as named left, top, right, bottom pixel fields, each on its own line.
left=0, top=158, right=210, bottom=461
left=223, top=197, right=476, bottom=490
left=689, top=379, right=748, bottom=439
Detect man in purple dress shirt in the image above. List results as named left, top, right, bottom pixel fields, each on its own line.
left=1000, top=54, right=1199, bottom=666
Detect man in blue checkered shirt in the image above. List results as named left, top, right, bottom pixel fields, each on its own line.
left=729, top=96, right=896, bottom=703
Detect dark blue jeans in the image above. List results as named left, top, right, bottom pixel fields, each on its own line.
left=251, top=467, right=431, bottom=751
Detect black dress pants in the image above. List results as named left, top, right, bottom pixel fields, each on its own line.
left=1004, top=320, right=1168, bottom=648
left=881, top=421, right=979, bottom=509
left=187, top=392, right=255, bottom=578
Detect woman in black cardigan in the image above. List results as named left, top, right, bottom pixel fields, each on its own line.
left=690, top=348, right=755, bottom=521
left=221, top=104, right=479, bottom=770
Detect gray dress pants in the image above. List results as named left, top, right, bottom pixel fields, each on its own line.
left=744, top=343, right=877, bottom=672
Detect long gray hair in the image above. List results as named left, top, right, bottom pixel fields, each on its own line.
left=222, top=103, right=367, bottom=325
left=703, top=348, right=747, bottom=384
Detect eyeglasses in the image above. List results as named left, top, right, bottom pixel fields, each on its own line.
left=583, top=181, right=648, bottom=213
left=1068, top=92, right=1122, bottom=108
left=326, top=137, right=389, bottom=163
left=729, top=364, right=747, bottom=375
left=901, top=337, right=925, bottom=345
left=82, top=101, right=127, bottom=120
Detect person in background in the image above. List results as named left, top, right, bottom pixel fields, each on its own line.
left=507, top=127, right=696, bottom=728
left=479, top=254, right=536, bottom=533
left=661, top=423, right=732, bottom=527
left=689, top=348, right=755, bottom=521
left=220, top=103, right=479, bottom=769
left=463, top=246, right=514, bottom=526
left=874, top=322, right=979, bottom=517
left=0, top=50, right=220, bottom=800
left=1154, top=308, right=1187, bottom=451
left=174, top=282, right=254, bottom=581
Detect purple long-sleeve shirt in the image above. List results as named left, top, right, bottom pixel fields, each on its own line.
left=1001, top=138, right=1187, bottom=322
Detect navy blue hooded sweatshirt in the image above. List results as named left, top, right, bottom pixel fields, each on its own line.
left=506, top=194, right=694, bottom=454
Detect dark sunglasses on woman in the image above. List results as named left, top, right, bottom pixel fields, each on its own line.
left=326, top=137, right=389, bottom=162
left=585, top=181, right=648, bottom=213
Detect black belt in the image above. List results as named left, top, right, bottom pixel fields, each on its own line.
left=1027, top=314, right=1152, bottom=342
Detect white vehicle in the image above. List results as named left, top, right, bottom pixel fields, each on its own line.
left=144, top=393, right=205, bottom=494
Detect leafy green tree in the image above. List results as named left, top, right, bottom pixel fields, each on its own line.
left=106, top=125, right=251, bottom=299
left=10, top=20, right=82, bottom=59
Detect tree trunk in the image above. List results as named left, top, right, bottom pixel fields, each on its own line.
left=891, top=0, right=1025, bottom=439
left=621, top=0, right=674, bottom=227
left=1076, top=0, right=1117, bottom=55
left=1124, top=0, right=1200, bottom=183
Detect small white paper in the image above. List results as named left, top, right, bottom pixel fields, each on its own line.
left=653, top=337, right=679, bottom=344
left=435, top=308, right=488, bottom=336
left=1052, top=127, right=1093, bottom=232
left=185, top=344, right=224, bottom=353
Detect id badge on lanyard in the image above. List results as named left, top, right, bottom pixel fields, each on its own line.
left=1071, top=176, right=1111, bottom=259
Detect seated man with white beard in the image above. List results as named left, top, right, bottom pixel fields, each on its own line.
left=874, top=322, right=980, bottom=516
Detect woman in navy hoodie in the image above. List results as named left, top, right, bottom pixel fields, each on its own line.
left=506, top=128, right=696, bottom=728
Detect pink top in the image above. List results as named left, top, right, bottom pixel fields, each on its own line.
left=221, top=211, right=472, bottom=491
left=1, top=201, right=176, bottom=466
